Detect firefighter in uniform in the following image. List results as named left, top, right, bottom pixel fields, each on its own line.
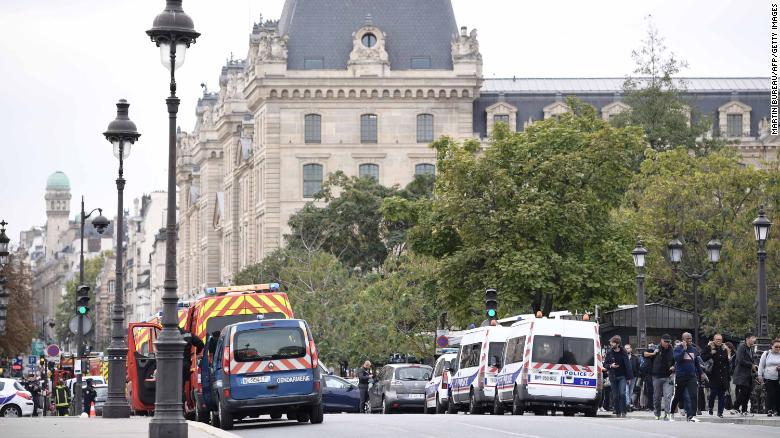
left=54, top=379, right=70, bottom=416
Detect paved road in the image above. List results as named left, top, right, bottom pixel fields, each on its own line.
left=230, top=412, right=778, bottom=438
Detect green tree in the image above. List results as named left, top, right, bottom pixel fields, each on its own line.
left=54, top=254, right=105, bottom=343
left=620, top=148, right=780, bottom=337
left=613, top=20, right=725, bottom=156
left=0, top=254, right=36, bottom=356
left=410, top=102, right=646, bottom=325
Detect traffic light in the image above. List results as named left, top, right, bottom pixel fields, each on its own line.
left=76, top=285, right=90, bottom=315
left=484, top=288, right=498, bottom=321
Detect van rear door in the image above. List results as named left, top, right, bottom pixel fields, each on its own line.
left=528, top=335, right=563, bottom=398
left=229, top=322, right=314, bottom=400
left=558, top=328, right=597, bottom=400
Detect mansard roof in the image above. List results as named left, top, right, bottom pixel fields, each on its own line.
left=278, top=0, right=458, bottom=70
left=482, top=77, right=766, bottom=94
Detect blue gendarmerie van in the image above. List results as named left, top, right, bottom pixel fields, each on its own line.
left=205, top=318, right=323, bottom=430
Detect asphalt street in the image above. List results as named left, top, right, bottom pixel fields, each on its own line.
left=230, top=413, right=779, bottom=438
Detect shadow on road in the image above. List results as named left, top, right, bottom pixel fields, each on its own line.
left=233, top=417, right=311, bottom=431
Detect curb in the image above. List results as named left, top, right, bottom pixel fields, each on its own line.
left=187, top=420, right=241, bottom=438
left=624, top=413, right=780, bottom=427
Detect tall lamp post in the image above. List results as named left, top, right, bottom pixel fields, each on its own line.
left=0, top=221, right=10, bottom=336
left=72, top=197, right=109, bottom=416
left=667, top=234, right=722, bottom=346
left=631, top=239, right=649, bottom=348
left=752, top=206, right=772, bottom=352
left=146, top=2, right=199, bottom=436
left=101, top=99, right=140, bottom=418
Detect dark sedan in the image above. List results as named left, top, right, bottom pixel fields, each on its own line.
left=322, top=375, right=361, bottom=413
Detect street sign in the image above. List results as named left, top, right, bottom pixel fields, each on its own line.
left=31, top=339, right=45, bottom=356
left=28, top=355, right=37, bottom=365
left=74, top=359, right=82, bottom=375
left=46, top=344, right=61, bottom=359
left=69, top=315, right=92, bottom=335
left=436, top=335, right=449, bottom=348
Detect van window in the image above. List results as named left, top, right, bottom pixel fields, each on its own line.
left=459, top=343, right=480, bottom=368
left=233, top=327, right=306, bottom=362
left=505, top=336, right=526, bottom=365
left=532, top=336, right=594, bottom=366
left=488, top=342, right=505, bottom=368
left=434, top=359, right=444, bottom=377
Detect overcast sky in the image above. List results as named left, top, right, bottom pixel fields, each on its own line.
left=0, top=0, right=766, bottom=244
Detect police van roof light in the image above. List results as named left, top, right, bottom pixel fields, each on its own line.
left=269, top=282, right=280, bottom=291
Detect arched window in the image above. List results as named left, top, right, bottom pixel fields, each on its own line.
left=304, top=114, right=321, bottom=144
left=359, top=163, right=379, bottom=181
left=417, top=114, right=434, bottom=143
left=415, top=163, right=435, bottom=176
left=361, top=114, right=378, bottom=143
left=302, top=164, right=323, bottom=198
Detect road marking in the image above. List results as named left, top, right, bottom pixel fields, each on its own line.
left=570, top=418, right=681, bottom=438
left=454, top=422, right=545, bottom=438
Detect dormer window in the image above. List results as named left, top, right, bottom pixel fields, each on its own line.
left=361, top=33, right=377, bottom=48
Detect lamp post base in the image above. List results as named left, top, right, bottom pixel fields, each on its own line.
left=756, top=336, right=772, bottom=354
left=149, top=419, right=188, bottom=438
left=102, top=344, right=130, bottom=418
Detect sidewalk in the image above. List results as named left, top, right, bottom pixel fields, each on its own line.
left=624, top=409, right=780, bottom=427
left=0, top=416, right=240, bottom=438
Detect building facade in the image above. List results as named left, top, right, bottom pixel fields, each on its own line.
left=175, top=0, right=776, bottom=293
left=124, top=191, right=167, bottom=321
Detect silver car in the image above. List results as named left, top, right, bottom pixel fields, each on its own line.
left=368, top=364, right=433, bottom=413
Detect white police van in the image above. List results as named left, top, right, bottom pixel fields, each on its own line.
left=494, top=317, right=601, bottom=416
left=424, top=352, right=456, bottom=414
left=207, top=318, right=323, bottom=430
left=448, top=325, right=508, bottom=414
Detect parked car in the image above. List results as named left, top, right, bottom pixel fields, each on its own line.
left=368, top=364, right=432, bottom=413
left=424, top=353, right=457, bottom=414
left=322, top=375, right=361, bottom=413
left=0, top=378, right=34, bottom=417
left=93, top=384, right=108, bottom=416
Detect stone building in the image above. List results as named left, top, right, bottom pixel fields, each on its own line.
left=93, top=254, right=116, bottom=352
left=124, top=191, right=167, bottom=321
left=175, top=0, right=775, bottom=294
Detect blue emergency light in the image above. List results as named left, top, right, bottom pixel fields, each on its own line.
left=269, top=282, right=280, bottom=291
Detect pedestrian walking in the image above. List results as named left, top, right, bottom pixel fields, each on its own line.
left=82, top=379, right=97, bottom=415
left=604, top=335, right=633, bottom=418
left=645, top=334, right=675, bottom=420
left=358, top=360, right=372, bottom=413
left=701, top=333, right=731, bottom=417
left=733, top=333, right=758, bottom=415
left=725, top=341, right=737, bottom=411
left=671, top=332, right=704, bottom=422
left=625, top=344, right=640, bottom=410
left=639, top=343, right=655, bottom=411
left=758, top=339, right=780, bottom=417
left=53, top=379, right=70, bottom=416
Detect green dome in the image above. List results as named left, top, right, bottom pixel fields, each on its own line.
left=46, top=171, right=70, bottom=190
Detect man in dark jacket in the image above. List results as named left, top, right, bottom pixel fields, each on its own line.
left=604, top=335, right=633, bottom=417
left=625, top=344, right=640, bottom=410
left=672, top=332, right=703, bottom=421
left=82, top=379, right=97, bottom=415
left=358, top=360, right=372, bottom=413
left=645, top=334, right=675, bottom=420
left=732, top=333, right=757, bottom=415
left=701, top=333, right=731, bottom=417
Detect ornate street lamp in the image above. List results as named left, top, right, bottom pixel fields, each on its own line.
left=146, top=1, right=199, bottom=435
left=752, top=205, right=772, bottom=352
left=631, top=239, right=649, bottom=348
left=0, top=220, right=10, bottom=336
left=101, top=99, right=140, bottom=418
left=667, top=234, right=722, bottom=346
left=71, top=197, right=109, bottom=415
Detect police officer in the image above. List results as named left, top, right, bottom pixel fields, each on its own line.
left=358, top=360, right=373, bottom=413
left=23, top=374, right=41, bottom=416
left=82, top=379, right=97, bottom=415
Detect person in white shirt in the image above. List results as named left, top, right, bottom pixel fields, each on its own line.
left=758, top=339, right=780, bottom=417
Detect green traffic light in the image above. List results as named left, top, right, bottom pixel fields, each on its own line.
left=487, top=309, right=496, bottom=317
left=77, top=306, right=87, bottom=315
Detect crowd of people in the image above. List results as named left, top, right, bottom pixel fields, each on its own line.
left=601, top=332, right=780, bottom=422
left=14, top=371, right=99, bottom=417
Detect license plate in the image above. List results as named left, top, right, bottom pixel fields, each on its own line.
left=242, top=375, right=270, bottom=384
left=532, top=374, right=558, bottom=382
left=407, top=394, right=424, bottom=399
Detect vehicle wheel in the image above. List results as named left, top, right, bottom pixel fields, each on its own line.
left=511, top=388, right=525, bottom=416
left=436, top=395, right=446, bottom=414
left=563, top=410, right=574, bottom=417
left=468, top=390, right=482, bottom=415
left=270, top=411, right=283, bottom=420
left=184, top=408, right=195, bottom=421
left=1, top=405, right=22, bottom=417
left=493, top=396, right=504, bottom=415
left=296, top=409, right=310, bottom=422
left=447, top=392, right=458, bottom=414
left=584, top=404, right=597, bottom=417
left=534, top=409, right=548, bottom=416
left=309, top=403, right=324, bottom=424
left=218, top=401, right=234, bottom=430
left=210, top=410, right=221, bottom=428
left=382, top=397, right=392, bottom=414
